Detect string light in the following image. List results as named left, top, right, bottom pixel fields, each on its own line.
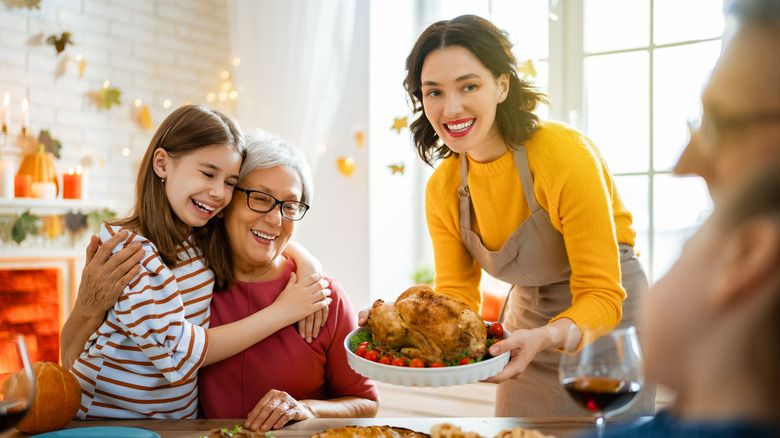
left=162, top=99, right=172, bottom=108
left=134, top=99, right=142, bottom=107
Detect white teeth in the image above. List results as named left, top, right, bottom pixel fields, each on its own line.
left=193, top=200, right=215, bottom=212
left=446, top=120, right=474, bottom=132
left=251, top=229, right=277, bottom=240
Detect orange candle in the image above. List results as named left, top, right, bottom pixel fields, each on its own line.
left=14, top=174, right=32, bottom=198
left=63, top=167, right=82, bottom=199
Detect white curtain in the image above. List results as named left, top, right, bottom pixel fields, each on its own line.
left=228, top=0, right=357, bottom=172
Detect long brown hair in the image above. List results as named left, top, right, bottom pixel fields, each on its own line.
left=404, top=15, right=548, bottom=167
left=113, top=104, right=245, bottom=288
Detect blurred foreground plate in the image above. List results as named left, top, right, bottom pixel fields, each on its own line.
left=344, top=326, right=509, bottom=387
left=31, top=426, right=161, bottom=438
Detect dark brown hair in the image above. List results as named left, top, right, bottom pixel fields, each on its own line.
left=112, top=104, right=245, bottom=289
left=403, top=14, right=548, bottom=167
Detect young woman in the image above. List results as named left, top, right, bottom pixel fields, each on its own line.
left=389, top=15, right=654, bottom=416
left=70, top=105, right=331, bottom=419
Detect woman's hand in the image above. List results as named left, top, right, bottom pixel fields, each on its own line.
left=356, top=306, right=372, bottom=327
left=275, top=272, right=332, bottom=324
left=245, top=389, right=315, bottom=431
left=297, top=307, right=329, bottom=344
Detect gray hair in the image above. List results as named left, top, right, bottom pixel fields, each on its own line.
left=239, top=129, right=314, bottom=205
left=727, top=0, right=780, bottom=31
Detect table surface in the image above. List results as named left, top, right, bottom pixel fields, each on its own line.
left=1, top=416, right=653, bottom=438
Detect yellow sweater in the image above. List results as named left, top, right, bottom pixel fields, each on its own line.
left=425, top=121, right=634, bottom=331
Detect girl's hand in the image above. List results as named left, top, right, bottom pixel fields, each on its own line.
left=245, top=389, right=315, bottom=431
left=481, top=328, right=547, bottom=383
left=296, top=307, right=329, bottom=344
left=275, top=272, right=332, bottom=324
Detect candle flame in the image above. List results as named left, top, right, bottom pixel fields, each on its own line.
left=3, top=93, right=8, bottom=107
left=68, top=167, right=75, bottom=175
left=76, top=165, right=83, bottom=174
left=22, top=98, right=28, bottom=110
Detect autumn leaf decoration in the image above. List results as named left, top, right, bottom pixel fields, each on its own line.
left=38, top=130, right=62, bottom=159
left=22, top=0, right=42, bottom=10
left=46, top=32, right=74, bottom=55
left=11, top=211, right=39, bottom=244
left=99, top=86, right=122, bottom=109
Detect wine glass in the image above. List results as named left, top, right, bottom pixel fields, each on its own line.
left=0, top=334, right=36, bottom=433
left=559, top=326, right=644, bottom=438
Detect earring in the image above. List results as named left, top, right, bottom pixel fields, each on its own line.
left=160, top=178, right=165, bottom=183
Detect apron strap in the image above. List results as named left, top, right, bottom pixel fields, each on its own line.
left=512, top=144, right=541, bottom=211
left=458, top=154, right=472, bottom=230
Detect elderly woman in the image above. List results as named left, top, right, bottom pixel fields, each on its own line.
left=60, top=130, right=378, bottom=431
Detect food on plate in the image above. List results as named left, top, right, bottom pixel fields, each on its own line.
left=430, top=424, right=555, bottom=438
left=312, top=425, right=430, bottom=438
left=368, top=285, right=487, bottom=365
left=204, top=424, right=273, bottom=437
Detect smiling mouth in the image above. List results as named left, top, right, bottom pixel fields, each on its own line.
left=251, top=229, right=277, bottom=241
left=444, top=119, right=474, bottom=133
left=192, top=200, right=215, bottom=213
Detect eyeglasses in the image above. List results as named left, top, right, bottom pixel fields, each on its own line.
left=688, top=109, right=780, bottom=148
left=234, top=187, right=310, bottom=221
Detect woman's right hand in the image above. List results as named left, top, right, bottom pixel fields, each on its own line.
left=357, top=307, right=372, bottom=327
left=276, top=272, right=332, bottom=324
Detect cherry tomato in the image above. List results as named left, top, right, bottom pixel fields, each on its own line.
left=408, top=358, right=425, bottom=368
left=390, top=357, right=408, bottom=367
left=364, top=350, right=380, bottom=362
left=458, top=357, right=474, bottom=366
left=489, top=322, right=504, bottom=337
left=379, top=355, right=392, bottom=365
left=355, top=345, right=367, bottom=357
left=359, top=341, right=370, bottom=347
left=430, top=362, right=445, bottom=368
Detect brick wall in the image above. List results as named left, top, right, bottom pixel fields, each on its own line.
left=0, top=0, right=234, bottom=214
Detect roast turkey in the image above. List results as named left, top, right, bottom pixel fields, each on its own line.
left=367, top=285, right=487, bottom=364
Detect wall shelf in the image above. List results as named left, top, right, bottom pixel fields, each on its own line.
left=0, top=198, right=115, bottom=216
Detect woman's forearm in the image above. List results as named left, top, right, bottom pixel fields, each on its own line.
left=302, top=396, right=379, bottom=419
left=60, top=307, right=105, bottom=369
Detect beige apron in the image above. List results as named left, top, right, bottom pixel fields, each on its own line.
left=457, top=146, right=656, bottom=417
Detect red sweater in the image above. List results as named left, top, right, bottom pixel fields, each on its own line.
left=198, top=258, right=378, bottom=418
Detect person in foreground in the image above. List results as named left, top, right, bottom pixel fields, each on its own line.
left=578, top=160, right=780, bottom=438
left=198, top=130, right=378, bottom=431
left=69, top=105, right=332, bottom=419
left=361, top=14, right=654, bottom=417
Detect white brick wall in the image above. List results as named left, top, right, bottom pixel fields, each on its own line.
left=0, top=0, right=234, bottom=215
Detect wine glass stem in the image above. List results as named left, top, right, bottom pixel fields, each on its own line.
left=595, top=415, right=606, bottom=438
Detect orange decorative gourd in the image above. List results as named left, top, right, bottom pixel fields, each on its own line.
left=17, top=144, right=59, bottom=196
left=2, top=361, right=81, bottom=434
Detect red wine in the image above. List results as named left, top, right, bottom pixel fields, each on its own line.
left=562, top=377, right=641, bottom=414
left=0, top=401, right=30, bottom=432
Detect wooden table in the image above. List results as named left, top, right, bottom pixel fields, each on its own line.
left=1, top=416, right=653, bottom=438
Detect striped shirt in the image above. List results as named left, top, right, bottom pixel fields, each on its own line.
left=72, top=224, right=212, bottom=419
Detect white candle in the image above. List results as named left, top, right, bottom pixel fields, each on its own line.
left=1, top=92, right=9, bottom=131
left=0, top=160, right=15, bottom=198
left=31, top=181, right=57, bottom=199
left=21, top=98, right=29, bottom=133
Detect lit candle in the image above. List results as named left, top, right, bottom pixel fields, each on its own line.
left=1, top=92, right=9, bottom=133
left=21, top=98, right=29, bottom=134
left=31, top=181, right=57, bottom=199
left=14, top=174, right=32, bottom=198
left=63, top=167, right=82, bottom=199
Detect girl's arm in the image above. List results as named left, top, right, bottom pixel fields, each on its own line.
left=202, top=272, right=331, bottom=366
left=283, top=241, right=329, bottom=343
left=61, top=231, right=144, bottom=368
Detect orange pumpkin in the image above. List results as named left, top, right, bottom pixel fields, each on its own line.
left=1, top=361, right=81, bottom=434
left=17, top=144, right=59, bottom=196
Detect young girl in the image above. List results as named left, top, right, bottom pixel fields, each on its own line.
left=70, top=105, right=331, bottom=419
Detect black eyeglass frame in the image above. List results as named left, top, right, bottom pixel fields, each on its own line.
left=234, top=186, right=310, bottom=221
left=688, top=109, right=780, bottom=147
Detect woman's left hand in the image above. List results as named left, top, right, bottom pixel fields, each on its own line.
left=245, top=389, right=315, bottom=431
left=296, top=306, right=329, bottom=343
left=481, top=328, right=548, bottom=383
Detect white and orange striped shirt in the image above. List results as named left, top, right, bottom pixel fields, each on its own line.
left=71, top=224, right=213, bottom=419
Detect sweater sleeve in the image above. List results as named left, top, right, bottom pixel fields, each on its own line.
left=530, top=124, right=626, bottom=332
left=425, top=161, right=483, bottom=313
left=101, top=224, right=208, bottom=386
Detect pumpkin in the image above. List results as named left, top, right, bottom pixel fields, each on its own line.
left=1, top=361, right=81, bottom=434
left=17, top=144, right=59, bottom=196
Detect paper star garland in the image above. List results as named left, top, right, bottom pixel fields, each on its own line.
left=391, top=116, right=408, bottom=134
left=388, top=163, right=405, bottom=175
left=518, top=59, right=537, bottom=79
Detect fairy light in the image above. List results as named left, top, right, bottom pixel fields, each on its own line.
left=162, top=99, right=171, bottom=109
left=228, top=90, right=238, bottom=100
left=102, top=80, right=110, bottom=88
left=121, top=147, right=130, bottom=157
left=134, top=99, right=142, bottom=107
left=220, top=70, right=230, bottom=80
left=206, top=92, right=216, bottom=102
